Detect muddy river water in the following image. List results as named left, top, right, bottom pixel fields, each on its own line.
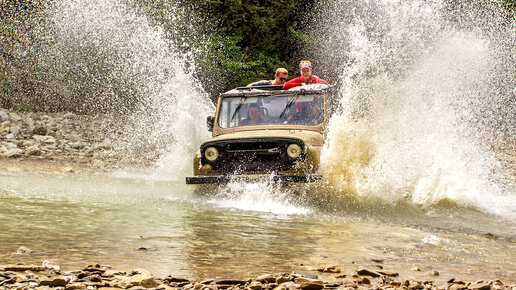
left=1, top=162, right=514, bottom=283
left=2, top=0, right=515, bottom=285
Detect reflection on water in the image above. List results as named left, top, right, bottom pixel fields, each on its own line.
left=0, top=170, right=515, bottom=283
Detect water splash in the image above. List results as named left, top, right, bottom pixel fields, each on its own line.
left=316, top=0, right=516, bottom=220
left=47, top=0, right=214, bottom=177
left=208, top=181, right=310, bottom=215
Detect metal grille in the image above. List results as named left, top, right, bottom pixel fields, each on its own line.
left=201, top=138, right=304, bottom=174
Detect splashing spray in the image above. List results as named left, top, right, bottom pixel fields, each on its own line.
left=46, top=0, right=215, bottom=177
left=314, top=0, right=515, bottom=220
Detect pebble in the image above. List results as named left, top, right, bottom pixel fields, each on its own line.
left=377, top=270, right=399, bottom=277
left=16, top=246, right=32, bottom=255
left=355, top=268, right=380, bottom=277
left=0, top=263, right=513, bottom=290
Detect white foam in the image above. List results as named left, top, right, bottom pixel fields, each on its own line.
left=317, top=0, right=516, bottom=221
left=208, top=181, right=310, bottom=215
left=50, top=0, right=214, bottom=182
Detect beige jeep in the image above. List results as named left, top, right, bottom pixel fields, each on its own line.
left=186, top=84, right=329, bottom=184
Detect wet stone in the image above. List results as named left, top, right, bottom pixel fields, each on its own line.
left=257, top=274, right=276, bottom=283
left=356, top=269, right=380, bottom=278
left=355, top=277, right=370, bottom=285
left=449, top=284, right=468, bottom=290
left=83, top=264, right=107, bottom=272
left=85, top=274, right=102, bottom=282
left=248, top=281, right=263, bottom=290
left=276, top=276, right=290, bottom=284
left=215, top=279, right=248, bottom=285
left=323, top=266, right=341, bottom=273
left=389, top=281, right=401, bottom=287
left=324, top=282, right=343, bottom=287
left=65, top=282, right=87, bottom=290
left=339, top=280, right=357, bottom=289
left=83, top=281, right=108, bottom=288
left=16, top=246, right=32, bottom=255
left=470, top=282, right=491, bottom=290
left=39, top=277, right=68, bottom=287
left=409, top=281, right=424, bottom=289
left=163, top=276, right=190, bottom=283
left=292, top=270, right=318, bottom=279
left=377, top=270, right=399, bottom=277
left=299, top=280, right=324, bottom=290
left=2, top=265, right=46, bottom=272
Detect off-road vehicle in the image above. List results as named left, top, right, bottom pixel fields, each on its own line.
left=186, top=84, right=329, bottom=184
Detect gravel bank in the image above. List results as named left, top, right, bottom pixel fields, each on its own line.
left=1, top=262, right=514, bottom=290
left=0, top=109, right=160, bottom=168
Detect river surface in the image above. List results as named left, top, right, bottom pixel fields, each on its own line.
left=2, top=0, right=515, bottom=285
left=0, top=161, right=514, bottom=283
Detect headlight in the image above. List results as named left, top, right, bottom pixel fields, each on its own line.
left=287, top=143, right=302, bottom=158
left=204, top=147, right=219, bottom=161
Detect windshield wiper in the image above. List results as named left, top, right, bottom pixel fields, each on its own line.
left=279, top=93, right=300, bottom=118
left=230, top=96, right=247, bottom=123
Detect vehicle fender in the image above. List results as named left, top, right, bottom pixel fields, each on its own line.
left=304, top=145, right=321, bottom=172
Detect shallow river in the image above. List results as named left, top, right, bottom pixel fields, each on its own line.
left=0, top=162, right=514, bottom=284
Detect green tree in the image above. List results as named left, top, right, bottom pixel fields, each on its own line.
left=138, top=0, right=320, bottom=98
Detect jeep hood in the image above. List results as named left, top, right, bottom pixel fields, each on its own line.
left=202, top=130, right=324, bottom=147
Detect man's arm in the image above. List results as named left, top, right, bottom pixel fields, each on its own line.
left=247, top=80, right=272, bottom=87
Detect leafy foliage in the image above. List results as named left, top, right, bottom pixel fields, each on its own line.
left=136, top=0, right=319, bottom=97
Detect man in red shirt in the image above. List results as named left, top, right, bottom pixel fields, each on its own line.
left=283, top=60, right=328, bottom=90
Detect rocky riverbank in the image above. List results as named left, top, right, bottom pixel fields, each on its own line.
left=1, top=261, right=514, bottom=290
left=0, top=109, right=163, bottom=169
left=0, top=261, right=516, bottom=290
left=0, top=109, right=117, bottom=165
left=1, top=108, right=514, bottom=173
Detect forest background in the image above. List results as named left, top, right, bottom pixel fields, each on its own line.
left=0, top=0, right=514, bottom=113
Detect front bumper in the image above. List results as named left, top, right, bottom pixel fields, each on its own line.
left=185, top=174, right=322, bottom=184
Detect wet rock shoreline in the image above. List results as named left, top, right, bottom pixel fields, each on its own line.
left=0, top=262, right=514, bottom=290
left=0, top=109, right=149, bottom=168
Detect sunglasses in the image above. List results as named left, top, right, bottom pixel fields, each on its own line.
left=278, top=76, right=287, bottom=82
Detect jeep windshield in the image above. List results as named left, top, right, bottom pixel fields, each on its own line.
left=218, top=94, right=323, bottom=128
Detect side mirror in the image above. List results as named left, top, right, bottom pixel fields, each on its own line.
left=206, top=116, right=215, bottom=132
